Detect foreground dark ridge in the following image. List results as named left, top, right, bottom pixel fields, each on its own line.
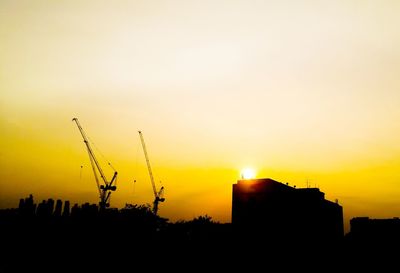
left=1, top=195, right=399, bottom=270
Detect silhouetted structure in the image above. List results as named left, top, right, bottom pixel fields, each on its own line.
left=54, top=199, right=62, bottom=217
left=18, top=194, right=36, bottom=217
left=35, top=198, right=54, bottom=217
left=1, top=195, right=169, bottom=271
left=62, top=200, right=70, bottom=217
left=232, top=178, right=343, bottom=243
left=348, top=217, right=400, bottom=242
left=5, top=193, right=396, bottom=269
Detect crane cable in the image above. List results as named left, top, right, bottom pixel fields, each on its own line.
left=87, top=136, right=117, bottom=187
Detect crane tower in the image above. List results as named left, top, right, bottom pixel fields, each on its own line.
left=72, top=118, right=117, bottom=211
left=138, top=131, right=165, bottom=215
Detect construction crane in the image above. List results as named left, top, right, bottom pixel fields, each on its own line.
left=138, top=131, right=165, bottom=215
left=72, top=118, right=117, bottom=211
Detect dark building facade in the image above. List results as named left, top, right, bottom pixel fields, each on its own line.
left=232, top=178, right=343, bottom=242
left=349, top=217, right=400, bottom=242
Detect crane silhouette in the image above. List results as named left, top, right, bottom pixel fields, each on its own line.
left=138, top=131, right=165, bottom=215
left=72, top=118, right=117, bottom=211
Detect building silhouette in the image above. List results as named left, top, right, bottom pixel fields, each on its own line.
left=54, top=199, right=63, bottom=217
left=62, top=200, right=70, bottom=217
left=232, top=178, right=343, bottom=243
left=349, top=217, right=400, bottom=242
left=18, top=194, right=36, bottom=217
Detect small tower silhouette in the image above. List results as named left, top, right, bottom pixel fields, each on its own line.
left=54, top=199, right=62, bottom=217
left=62, top=201, right=70, bottom=217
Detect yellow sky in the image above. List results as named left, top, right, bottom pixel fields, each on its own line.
left=1, top=0, right=400, bottom=231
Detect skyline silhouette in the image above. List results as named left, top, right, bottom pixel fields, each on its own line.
left=2, top=185, right=399, bottom=270
left=2, top=176, right=398, bottom=237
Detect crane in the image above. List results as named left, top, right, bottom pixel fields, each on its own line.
left=72, top=118, right=117, bottom=211
left=138, top=131, right=165, bottom=215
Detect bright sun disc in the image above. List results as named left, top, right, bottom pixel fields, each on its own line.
left=241, top=168, right=256, bottom=179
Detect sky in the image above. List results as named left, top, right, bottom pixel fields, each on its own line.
left=1, top=0, right=400, bottom=232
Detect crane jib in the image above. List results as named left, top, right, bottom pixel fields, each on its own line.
left=73, top=117, right=118, bottom=210
left=138, top=131, right=165, bottom=215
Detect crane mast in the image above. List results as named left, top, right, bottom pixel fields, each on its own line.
left=72, top=118, right=117, bottom=211
left=138, top=131, right=165, bottom=215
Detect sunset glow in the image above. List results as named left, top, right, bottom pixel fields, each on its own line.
left=1, top=1, right=400, bottom=233
left=241, top=168, right=256, bottom=180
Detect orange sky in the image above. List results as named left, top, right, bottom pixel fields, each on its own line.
left=1, top=0, right=400, bottom=232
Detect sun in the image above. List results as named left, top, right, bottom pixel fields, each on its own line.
left=241, top=168, right=256, bottom=180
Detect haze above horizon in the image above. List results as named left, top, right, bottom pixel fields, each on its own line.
left=1, top=1, right=400, bottom=232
